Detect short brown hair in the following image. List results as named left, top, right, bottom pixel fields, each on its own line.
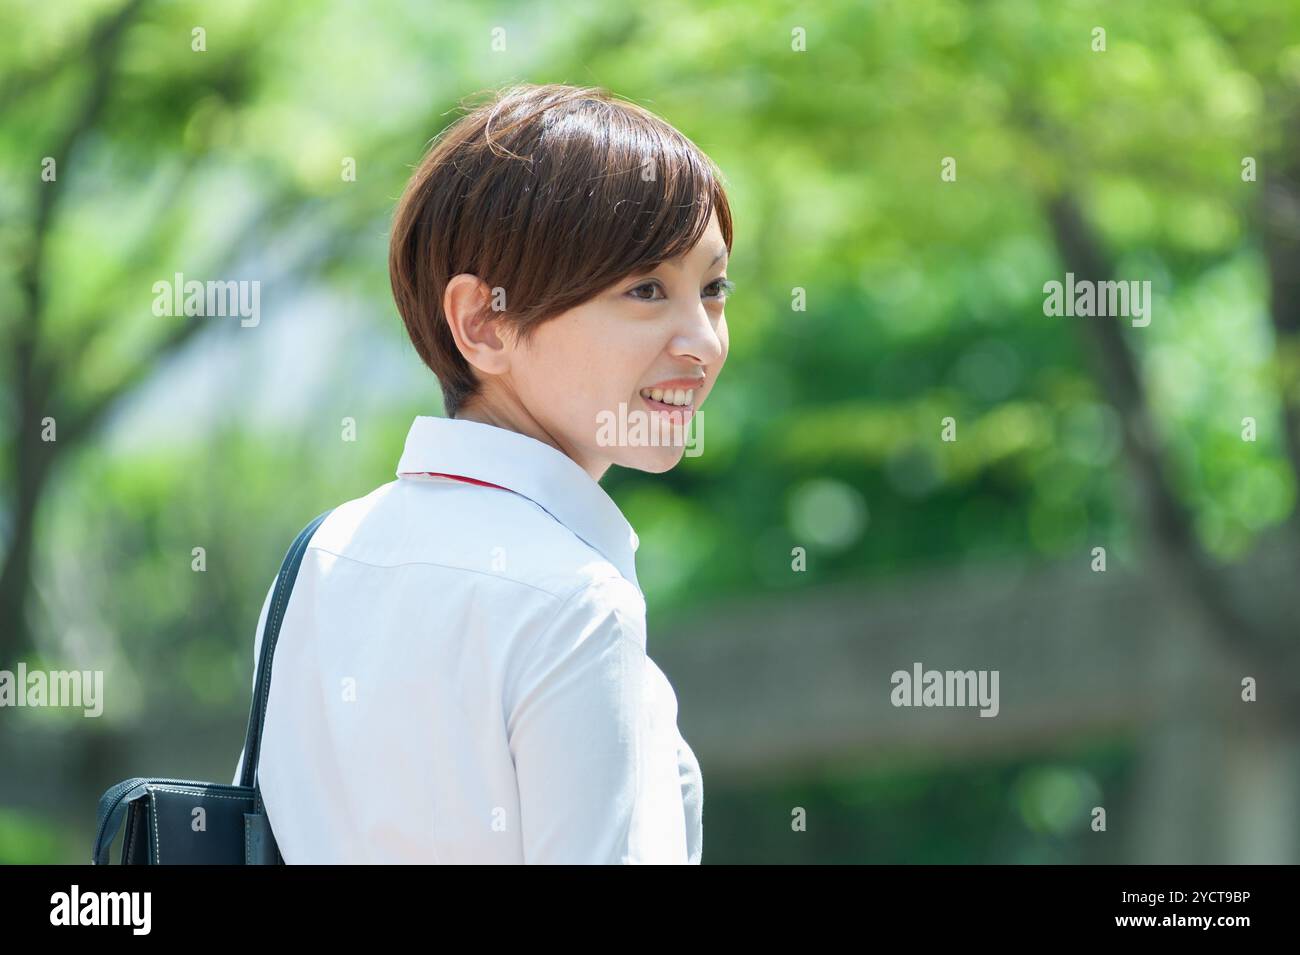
left=388, top=82, right=734, bottom=418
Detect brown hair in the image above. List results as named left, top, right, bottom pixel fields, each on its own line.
left=388, top=82, right=734, bottom=418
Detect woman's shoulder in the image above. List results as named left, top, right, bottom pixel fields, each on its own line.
left=309, top=477, right=639, bottom=605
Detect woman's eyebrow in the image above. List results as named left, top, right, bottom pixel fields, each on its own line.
left=649, top=245, right=729, bottom=275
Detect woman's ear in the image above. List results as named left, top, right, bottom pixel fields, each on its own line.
left=444, top=273, right=513, bottom=376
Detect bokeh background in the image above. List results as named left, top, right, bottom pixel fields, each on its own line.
left=3, top=0, right=1300, bottom=864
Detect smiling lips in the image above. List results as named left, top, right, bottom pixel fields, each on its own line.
left=638, top=389, right=699, bottom=424
left=639, top=386, right=694, bottom=407
left=635, top=376, right=705, bottom=424
left=639, top=376, right=704, bottom=407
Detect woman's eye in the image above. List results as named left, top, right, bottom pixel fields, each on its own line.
left=628, top=278, right=735, bottom=302
left=706, top=278, right=735, bottom=301
left=628, top=282, right=665, bottom=301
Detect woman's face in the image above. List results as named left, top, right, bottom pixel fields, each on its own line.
left=464, top=209, right=730, bottom=481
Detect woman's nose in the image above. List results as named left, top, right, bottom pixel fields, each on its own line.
left=671, top=302, right=725, bottom=365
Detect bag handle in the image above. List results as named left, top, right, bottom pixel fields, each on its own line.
left=239, top=508, right=334, bottom=789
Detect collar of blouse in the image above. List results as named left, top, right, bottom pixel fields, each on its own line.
left=395, top=415, right=642, bottom=595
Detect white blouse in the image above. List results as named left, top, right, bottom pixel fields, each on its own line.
left=232, top=415, right=703, bottom=863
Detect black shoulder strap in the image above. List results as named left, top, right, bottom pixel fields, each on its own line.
left=239, top=508, right=334, bottom=790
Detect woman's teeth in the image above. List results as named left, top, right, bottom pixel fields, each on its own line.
left=640, top=387, right=694, bottom=407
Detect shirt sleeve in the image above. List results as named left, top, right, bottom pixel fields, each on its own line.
left=506, top=577, right=690, bottom=864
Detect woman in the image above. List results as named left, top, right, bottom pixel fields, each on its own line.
left=234, top=82, right=732, bottom=863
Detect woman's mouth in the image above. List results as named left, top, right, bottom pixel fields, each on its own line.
left=638, top=387, right=696, bottom=423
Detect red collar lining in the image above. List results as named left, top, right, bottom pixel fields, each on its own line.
left=413, top=471, right=510, bottom=492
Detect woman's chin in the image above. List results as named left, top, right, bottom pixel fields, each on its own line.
left=620, top=445, right=686, bottom=474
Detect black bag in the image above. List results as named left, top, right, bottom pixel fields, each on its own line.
left=91, top=508, right=333, bottom=864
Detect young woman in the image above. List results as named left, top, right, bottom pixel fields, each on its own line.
left=234, top=82, right=733, bottom=863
